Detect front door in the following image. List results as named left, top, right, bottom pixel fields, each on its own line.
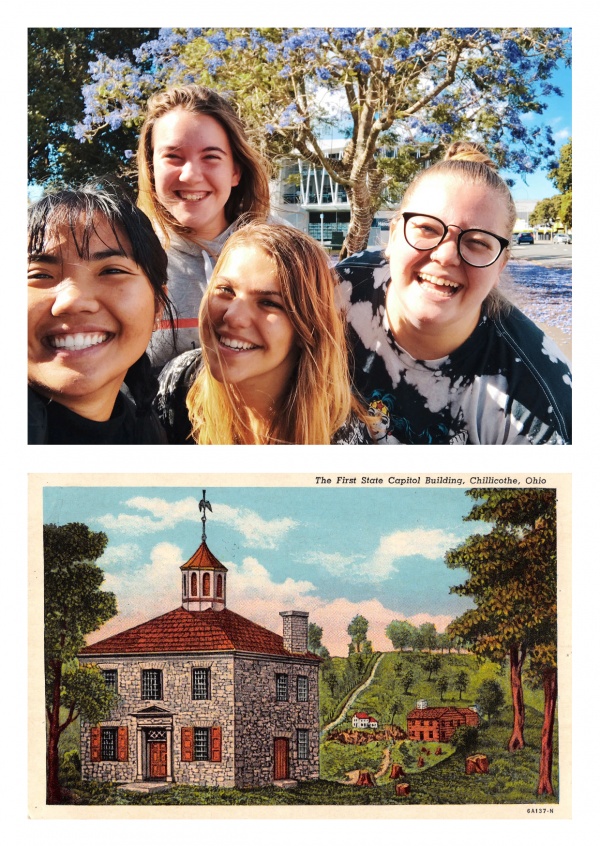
left=274, top=737, right=289, bottom=780
left=149, top=741, right=167, bottom=779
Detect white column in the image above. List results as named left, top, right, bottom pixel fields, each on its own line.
left=136, top=727, right=143, bottom=781
left=166, top=726, right=173, bottom=782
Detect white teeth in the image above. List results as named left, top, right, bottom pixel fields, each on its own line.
left=179, top=192, right=209, bottom=201
left=219, top=336, right=258, bottom=351
left=48, top=332, right=109, bottom=351
left=419, top=273, right=461, bottom=289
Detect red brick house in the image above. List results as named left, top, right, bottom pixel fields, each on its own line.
left=78, top=506, right=320, bottom=789
left=406, top=703, right=479, bottom=742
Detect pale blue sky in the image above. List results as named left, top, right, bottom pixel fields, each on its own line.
left=43, top=484, right=491, bottom=655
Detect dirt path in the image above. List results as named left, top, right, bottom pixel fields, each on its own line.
left=321, top=653, right=385, bottom=736
left=342, top=746, right=391, bottom=785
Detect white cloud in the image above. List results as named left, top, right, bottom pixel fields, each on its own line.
left=357, top=528, right=462, bottom=580
left=97, top=496, right=298, bottom=548
left=303, top=550, right=364, bottom=575
left=216, top=505, right=298, bottom=548
left=554, top=127, right=570, bottom=141
left=98, top=542, right=142, bottom=568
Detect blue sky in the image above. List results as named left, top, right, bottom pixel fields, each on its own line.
left=505, top=60, right=571, bottom=201
left=43, top=484, right=491, bottom=656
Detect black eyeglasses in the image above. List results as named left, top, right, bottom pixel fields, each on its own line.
left=402, top=212, right=509, bottom=268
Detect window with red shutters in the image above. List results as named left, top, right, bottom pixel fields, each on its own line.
left=181, top=726, right=194, bottom=762
left=117, top=726, right=129, bottom=761
left=211, top=726, right=222, bottom=762
left=90, top=726, right=101, bottom=762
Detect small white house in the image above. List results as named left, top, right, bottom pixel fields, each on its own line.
left=352, top=712, right=378, bottom=730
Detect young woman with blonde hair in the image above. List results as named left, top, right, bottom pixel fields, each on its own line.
left=155, top=222, right=369, bottom=444
left=337, top=141, right=572, bottom=444
left=137, top=85, right=271, bottom=367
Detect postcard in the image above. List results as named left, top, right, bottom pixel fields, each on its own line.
left=29, top=472, right=571, bottom=820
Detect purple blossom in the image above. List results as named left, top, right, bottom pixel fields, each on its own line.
left=355, top=61, right=371, bottom=75
left=205, top=56, right=225, bottom=76
left=206, top=31, right=230, bottom=52
left=316, top=67, right=332, bottom=81
left=124, top=149, right=134, bottom=159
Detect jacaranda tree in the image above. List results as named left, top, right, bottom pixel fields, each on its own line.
left=73, top=27, right=570, bottom=257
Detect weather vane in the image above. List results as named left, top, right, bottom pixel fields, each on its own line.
left=198, top=489, right=212, bottom=542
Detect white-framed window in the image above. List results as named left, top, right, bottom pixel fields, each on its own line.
left=192, top=668, right=211, bottom=700
left=102, top=669, right=118, bottom=692
left=297, top=675, right=308, bottom=702
left=276, top=673, right=288, bottom=702
left=297, top=729, right=309, bottom=760
left=101, top=728, right=118, bottom=761
left=142, top=669, right=163, bottom=700
left=194, top=728, right=210, bottom=761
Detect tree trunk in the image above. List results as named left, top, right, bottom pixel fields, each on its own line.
left=537, top=667, right=557, bottom=796
left=338, top=175, right=378, bottom=260
left=46, top=661, right=63, bottom=804
left=508, top=643, right=527, bottom=752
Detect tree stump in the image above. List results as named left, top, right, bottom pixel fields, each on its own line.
left=465, top=754, right=489, bottom=774
left=395, top=782, right=410, bottom=796
left=390, top=764, right=405, bottom=779
left=356, top=770, right=375, bottom=787
left=417, top=756, right=425, bottom=768
left=435, top=746, right=443, bottom=756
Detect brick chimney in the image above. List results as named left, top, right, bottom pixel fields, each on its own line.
left=279, top=610, right=309, bottom=653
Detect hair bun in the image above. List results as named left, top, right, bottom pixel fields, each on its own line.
left=443, top=141, right=497, bottom=170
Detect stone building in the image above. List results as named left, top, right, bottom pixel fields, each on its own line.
left=78, top=496, right=321, bottom=789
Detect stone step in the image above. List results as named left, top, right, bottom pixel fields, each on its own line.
left=273, top=779, right=298, bottom=789
left=117, top=781, right=172, bottom=794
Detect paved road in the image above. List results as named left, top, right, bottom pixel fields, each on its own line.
left=510, top=242, right=571, bottom=265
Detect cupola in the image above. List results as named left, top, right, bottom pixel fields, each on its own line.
left=180, top=491, right=228, bottom=612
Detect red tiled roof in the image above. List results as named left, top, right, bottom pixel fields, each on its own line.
left=407, top=706, right=475, bottom=720
left=354, top=712, right=370, bottom=719
left=79, top=606, right=317, bottom=659
left=180, top=541, right=228, bottom=571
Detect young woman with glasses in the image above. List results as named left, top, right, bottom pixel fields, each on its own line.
left=336, top=142, right=572, bottom=444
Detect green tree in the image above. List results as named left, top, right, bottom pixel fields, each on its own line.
left=446, top=488, right=557, bottom=758
left=400, top=669, right=415, bottom=695
left=418, top=622, right=438, bottom=652
left=423, top=654, right=441, bottom=681
left=44, top=522, right=118, bottom=803
left=385, top=619, right=416, bottom=651
left=308, top=622, right=324, bottom=652
left=453, top=670, right=470, bottom=700
left=28, top=28, right=158, bottom=188
left=435, top=674, right=449, bottom=702
left=75, top=27, right=570, bottom=258
left=476, top=679, right=505, bottom=723
left=547, top=138, right=572, bottom=229
left=529, top=195, right=562, bottom=227
left=451, top=725, right=479, bottom=758
left=347, top=614, right=369, bottom=654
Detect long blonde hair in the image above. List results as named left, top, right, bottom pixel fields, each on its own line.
left=187, top=223, right=359, bottom=444
left=137, top=85, right=271, bottom=246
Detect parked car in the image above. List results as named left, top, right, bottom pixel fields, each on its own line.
left=517, top=232, right=533, bottom=244
left=553, top=233, right=571, bottom=244
left=517, top=232, right=534, bottom=245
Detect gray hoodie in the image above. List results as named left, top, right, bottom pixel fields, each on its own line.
left=147, top=223, right=236, bottom=369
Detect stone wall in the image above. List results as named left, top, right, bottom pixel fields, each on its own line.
left=233, top=655, right=320, bottom=787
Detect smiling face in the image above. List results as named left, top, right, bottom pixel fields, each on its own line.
left=28, top=217, right=158, bottom=420
left=152, top=108, right=241, bottom=241
left=386, top=174, right=510, bottom=357
left=203, top=244, right=299, bottom=407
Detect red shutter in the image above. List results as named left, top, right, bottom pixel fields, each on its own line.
left=117, top=726, right=129, bottom=761
left=211, top=726, right=222, bottom=762
left=181, top=727, right=194, bottom=762
left=90, top=726, right=101, bottom=762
